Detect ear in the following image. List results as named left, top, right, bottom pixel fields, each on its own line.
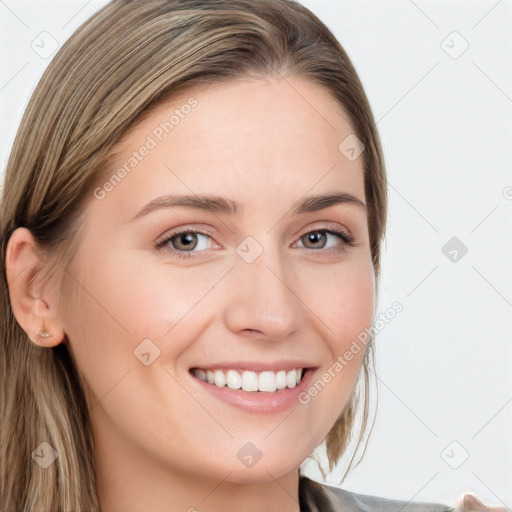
left=5, top=227, right=65, bottom=347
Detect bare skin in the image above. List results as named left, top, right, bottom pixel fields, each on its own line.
left=7, top=76, right=374, bottom=512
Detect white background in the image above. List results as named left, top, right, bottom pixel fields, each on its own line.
left=1, top=0, right=511, bottom=508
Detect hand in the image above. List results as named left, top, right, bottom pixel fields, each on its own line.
left=457, top=493, right=510, bottom=512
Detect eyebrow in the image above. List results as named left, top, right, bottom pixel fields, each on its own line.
left=130, top=192, right=366, bottom=221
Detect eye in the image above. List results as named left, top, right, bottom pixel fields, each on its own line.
left=295, top=228, right=354, bottom=252
left=154, top=229, right=218, bottom=259
left=154, top=226, right=356, bottom=259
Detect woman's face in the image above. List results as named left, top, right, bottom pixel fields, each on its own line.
left=58, top=76, right=374, bottom=484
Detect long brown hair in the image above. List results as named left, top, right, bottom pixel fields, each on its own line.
left=0, top=1, right=387, bottom=510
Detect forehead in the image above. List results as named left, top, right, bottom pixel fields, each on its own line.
left=91, top=76, right=366, bottom=221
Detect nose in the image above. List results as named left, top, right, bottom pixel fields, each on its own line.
left=222, top=241, right=305, bottom=342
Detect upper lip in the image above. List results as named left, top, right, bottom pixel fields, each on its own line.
left=190, top=361, right=317, bottom=372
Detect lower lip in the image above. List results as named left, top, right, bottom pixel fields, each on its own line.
left=190, top=369, right=315, bottom=414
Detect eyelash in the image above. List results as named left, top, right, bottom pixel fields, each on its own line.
left=154, top=226, right=355, bottom=260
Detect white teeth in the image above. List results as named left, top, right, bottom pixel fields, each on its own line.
left=241, top=371, right=259, bottom=392
left=213, top=370, right=226, bottom=387
left=226, top=369, right=242, bottom=389
left=193, top=368, right=305, bottom=392
left=286, top=369, right=297, bottom=389
left=258, top=371, right=276, bottom=392
left=276, top=370, right=287, bottom=390
left=195, top=368, right=207, bottom=382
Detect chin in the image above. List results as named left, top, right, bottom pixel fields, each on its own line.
left=224, top=463, right=300, bottom=484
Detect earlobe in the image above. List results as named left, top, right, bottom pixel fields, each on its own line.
left=5, top=227, right=65, bottom=347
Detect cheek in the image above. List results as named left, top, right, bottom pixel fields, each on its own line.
left=66, top=250, right=218, bottom=338
left=104, top=256, right=227, bottom=332
left=292, top=257, right=374, bottom=450
left=60, top=252, right=223, bottom=389
left=296, top=256, right=375, bottom=353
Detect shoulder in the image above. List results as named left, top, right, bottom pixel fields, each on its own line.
left=299, top=476, right=509, bottom=512
left=319, top=481, right=452, bottom=512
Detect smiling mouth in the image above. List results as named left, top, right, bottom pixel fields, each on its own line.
left=190, top=367, right=307, bottom=393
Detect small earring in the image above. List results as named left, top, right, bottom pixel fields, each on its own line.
left=37, top=329, right=52, bottom=339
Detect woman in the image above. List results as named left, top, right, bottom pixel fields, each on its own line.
left=0, top=1, right=507, bottom=511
